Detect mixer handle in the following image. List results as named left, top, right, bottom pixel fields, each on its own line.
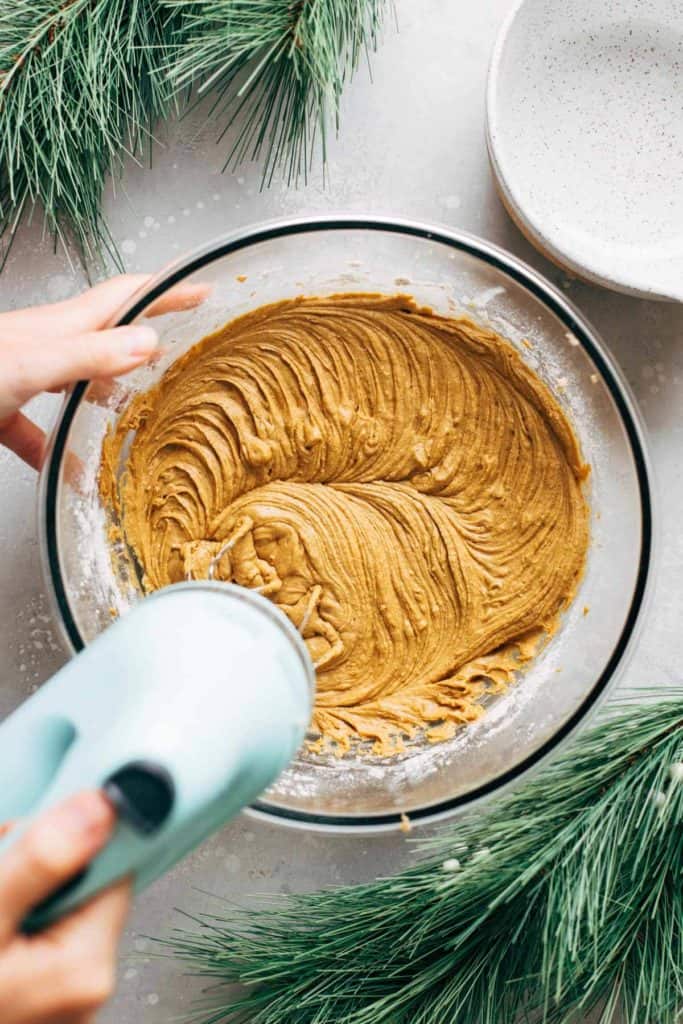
left=0, top=733, right=178, bottom=932
left=19, top=762, right=176, bottom=931
left=0, top=582, right=314, bottom=931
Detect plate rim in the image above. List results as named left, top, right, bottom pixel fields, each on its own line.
left=486, top=0, right=683, bottom=302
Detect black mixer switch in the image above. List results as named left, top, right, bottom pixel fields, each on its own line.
left=103, top=761, right=175, bottom=835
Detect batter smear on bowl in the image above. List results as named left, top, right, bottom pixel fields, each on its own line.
left=100, top=294, right=589, bottom=755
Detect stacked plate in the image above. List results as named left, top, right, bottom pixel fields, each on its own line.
left=487, top=0, right=683, bottom=301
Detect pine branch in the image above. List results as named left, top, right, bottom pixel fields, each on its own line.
left=163, top=0, right=388, bottom=184
left=0, top=0, right=176, bottom=272
left=0, top=0, right=389, bottom=272
left=160, top=696, right=683, bottom=1024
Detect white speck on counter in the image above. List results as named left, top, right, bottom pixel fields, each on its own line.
left=196, top=200, right=205, bottom=209
left=182, top=208, right=191, bottom=217
left=146, top=994, right=159, bottom=1006
left=124, top=968, right=138, bottom=981
left=224, top=853, right=241, bottom=872
left=134, top=938, right=148, bottom=953
left=143, top=216, right=154, bottom=228
left=138, top=230, right=147, bottom=239
left=443, top=195, right=461, bottom=209
left=167, top=215, right=176, bottom=224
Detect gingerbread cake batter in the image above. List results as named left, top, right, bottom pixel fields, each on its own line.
left=100, top=295, right=589, bottom=754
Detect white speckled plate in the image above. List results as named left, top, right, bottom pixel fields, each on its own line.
left=487, top=0, right=683, bottom=301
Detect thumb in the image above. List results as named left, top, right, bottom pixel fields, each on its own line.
left=0, top=792, right=115, bottom=944
left=8, top=324, right=159, bottom=406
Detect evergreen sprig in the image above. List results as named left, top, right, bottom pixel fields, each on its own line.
left=161, top=696, right=683, bottom=1024
left=0, top=0, right=388, bottom=273
left=0, top=0, right=174, bottom=270
left=165, top=0, right=386, bottom=185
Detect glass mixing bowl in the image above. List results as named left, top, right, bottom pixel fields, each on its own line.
left=39, top=217, right=652, bottom=832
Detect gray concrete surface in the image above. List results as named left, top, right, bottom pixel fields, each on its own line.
left=0, top=1, right=680, bottom=1019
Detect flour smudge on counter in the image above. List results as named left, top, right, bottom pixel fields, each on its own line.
left=100, top=295, right=589, bottom=755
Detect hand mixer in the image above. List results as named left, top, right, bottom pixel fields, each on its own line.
left=0, top=581, right=314, bottom=931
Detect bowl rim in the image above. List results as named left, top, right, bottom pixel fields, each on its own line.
left=39, top=215, right=654, bottom=832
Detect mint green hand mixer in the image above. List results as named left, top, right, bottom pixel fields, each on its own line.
left=0, top=581, right=314, bottom=931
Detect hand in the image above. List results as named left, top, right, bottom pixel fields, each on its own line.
left=0, top=791, right=129, bottom=1023
left=0, top=274, right=208, bottom=469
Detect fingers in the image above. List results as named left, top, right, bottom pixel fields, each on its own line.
left=75, top=276, right=209, bottom=323
left=43, top=878, right=131, bottom=961
left=0, top=792, right=115, bottom=945
left=44, top=325, right=159, bottom=388
left=37, top=881, right=131, bottom=1023
left=62, top=276, right=210, bottom=327
left=0, top=275, right=154, bottom=337
left=0, top=272, right=211, bottom=468
left=1, top=275, right=210, bottom=338
left=0, top=412, right=46, bottom=470
left=66, top=275, right=158, bottom=330
left=0, top=881, right=130, bottom=1023
left=5, top=325, right=160, bottom=407
left=0, top=409, right=85, bottom=475
left=145, top=281, right=212, bottom=316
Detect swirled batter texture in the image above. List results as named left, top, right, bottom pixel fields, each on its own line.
left=100, top=295, right=589, bottom=755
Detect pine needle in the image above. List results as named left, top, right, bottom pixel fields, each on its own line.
left=159, top=695, right=683, bottom=1024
